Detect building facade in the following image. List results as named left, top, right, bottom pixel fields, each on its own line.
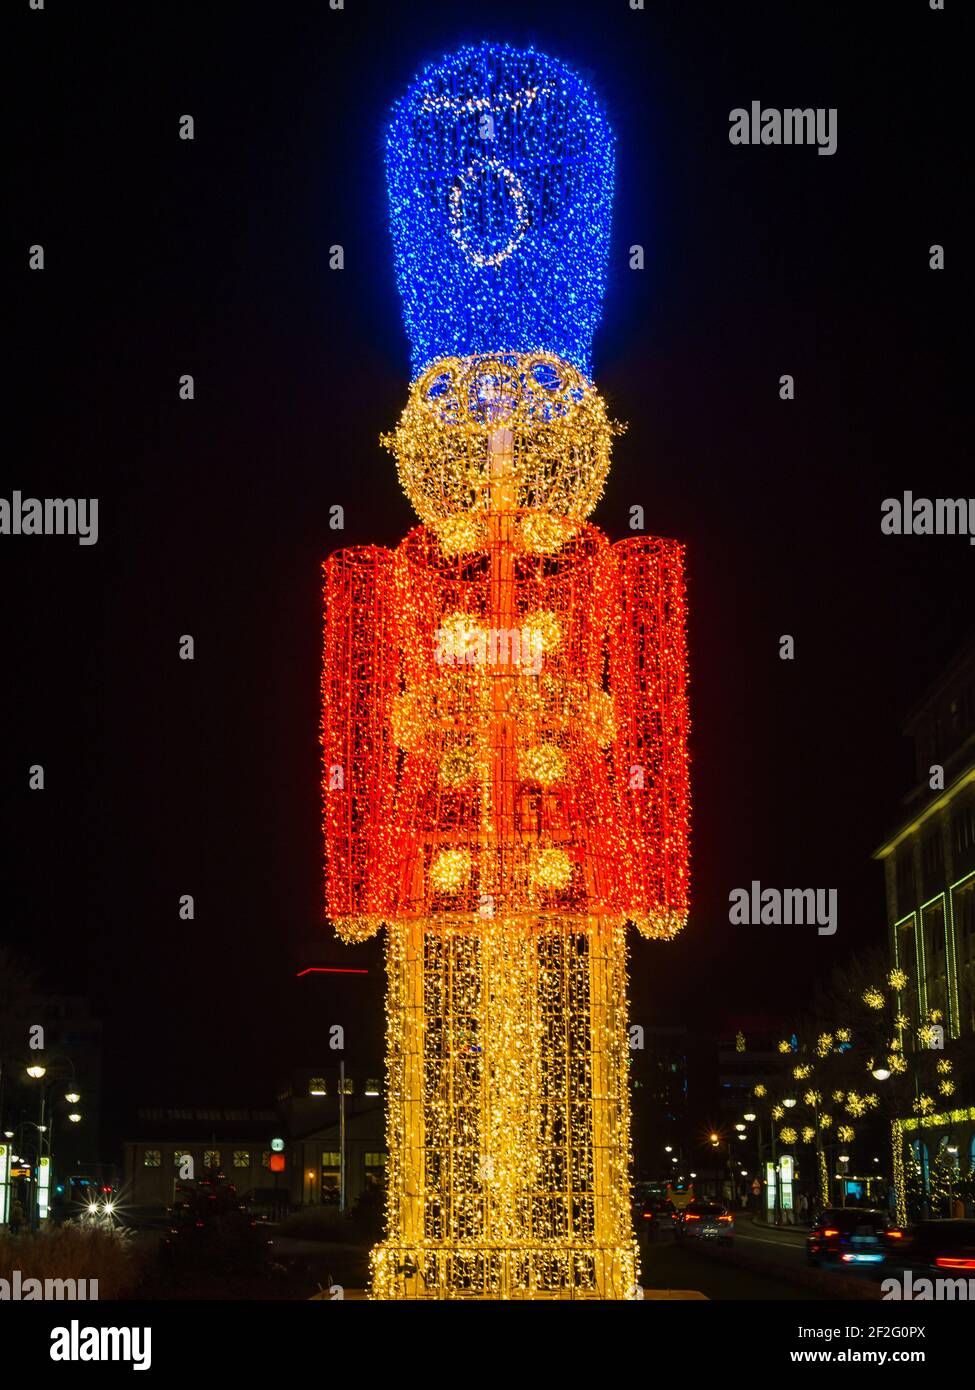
left=123, top=1067, right=385, bottom=1211
left=874, top=636, right=975, bottom=1184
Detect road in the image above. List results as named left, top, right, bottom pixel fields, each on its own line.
left=639, top=1231, right=826, bottom=1300
left=734, top=1220, right=808, bottom=1266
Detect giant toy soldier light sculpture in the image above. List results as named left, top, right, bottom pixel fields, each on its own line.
left=322, top=43, right=690, bottom=1299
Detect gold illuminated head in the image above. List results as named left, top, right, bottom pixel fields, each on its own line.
left=382, top=351, right=622, bottom=550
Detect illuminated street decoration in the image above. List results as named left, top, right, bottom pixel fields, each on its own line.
left=322, top=43, right=690, bottom=1299
left=386, top=43, right=614, bottom=378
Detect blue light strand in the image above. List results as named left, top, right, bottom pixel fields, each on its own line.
left=386, top=42, right=615, bottom=381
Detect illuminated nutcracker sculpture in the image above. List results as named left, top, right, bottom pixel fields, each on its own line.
left=322, top=44, right=690, bottom=1299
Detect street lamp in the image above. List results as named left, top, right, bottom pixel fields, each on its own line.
left=25, top=1057, right=79, bottom=1224
left=67, top=1113, right=82, bottom=1124
left=872, top=1066, right=890, bottom=1082
left=743, top=1112, right=756, bottom=1123
left=783, top=1097, right=797, bottom=1109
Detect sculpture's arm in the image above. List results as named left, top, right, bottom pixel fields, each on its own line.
left=321, top=545, right=397, bottom=939
left=608, top=535, right=690, bottom=939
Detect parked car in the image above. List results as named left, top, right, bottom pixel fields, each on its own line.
left=676, top=1200, right=734, bottom=1243
left=897, top=1219, right=975, bottom=1272
left=806, top=1207, right=903, bottom=1267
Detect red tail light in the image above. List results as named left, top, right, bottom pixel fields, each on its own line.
left=719, top=1214, right=732, bottom=1223
left=684, top=1213, right=701, bottom=1221
left=935, top=1256, right=975, bottom=1270
left=884, top=1230, right=903, bottom=1239
left=822, top=1228, right=839, bottom=1237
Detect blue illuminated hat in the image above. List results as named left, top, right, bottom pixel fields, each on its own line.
left=386, top=42, right=615, bottom=380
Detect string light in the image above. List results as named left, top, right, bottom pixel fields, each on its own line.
left=322, top=521, right=689, bottom=935
left=321, top=42, right=689, bottom=1299
left=386, top=43, right=614, bottom=378
left=382, top=350, right=621, bottom=540
left=891, top=1121, right=907, bottom=1226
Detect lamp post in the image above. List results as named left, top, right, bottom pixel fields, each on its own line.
left=709, top=1131, right=737, bottom=1206
left=25, top=1058, right=80, bottom=1224
left=743, top=1111, right=762, bottom=1216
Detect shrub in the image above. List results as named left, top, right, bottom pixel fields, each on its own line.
left=0, top=1221, right=142, bottom=1299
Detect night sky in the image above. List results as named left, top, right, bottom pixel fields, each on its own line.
left=5, top=1, right=968, bottom=1139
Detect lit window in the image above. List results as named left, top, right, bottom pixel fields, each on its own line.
left=338, top=1077, right=354, bottom=1095
left=365, top=1078, right=381, bottom=1096
left=309, top=1076, right=327, bottom=1096
left=143, top=1150, right=161, bottom=1168
left=233, top=1150, right=250, bottom=1168
left=261, top=1150, right=271, bottom=1168
left=322, top=1151, right=341, bottom=1169
left=204, top=1150, right=220, bottom=1169
left=364, top=1152, right=388, bottom=1168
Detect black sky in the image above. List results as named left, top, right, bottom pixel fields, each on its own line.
left=5, top=1, right=970, bottom=1135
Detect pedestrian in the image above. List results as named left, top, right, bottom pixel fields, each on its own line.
left=9, top=1199, right=25, bottom=1235
left=797, top=1190, right=809, bottom=1224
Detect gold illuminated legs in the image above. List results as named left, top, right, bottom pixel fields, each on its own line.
left=371, top=919, right=637, bottom=1299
